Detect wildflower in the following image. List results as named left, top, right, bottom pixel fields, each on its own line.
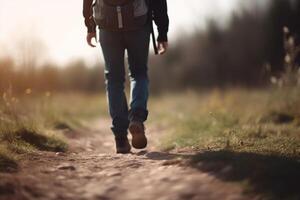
left=270, top=76, right=277, bottom=84
left=283, top=26, right=289, bottom=34
left=25, top=88, right=32, bottom=95
left=45, top=91, right=51, bottom=97
left=288, top=37, right=295, bottom=47
left=285, top=54, right=291, bottom=64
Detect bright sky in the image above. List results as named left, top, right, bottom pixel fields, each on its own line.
left=0, top=0, right=243, bottom=67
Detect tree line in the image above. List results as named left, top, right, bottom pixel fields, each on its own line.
left=0, top=0, right=299, bottom=95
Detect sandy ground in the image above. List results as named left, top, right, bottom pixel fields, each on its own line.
left=0, top=118, right=252, bottom=200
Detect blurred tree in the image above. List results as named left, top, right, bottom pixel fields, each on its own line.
left=16, top=34, right=47, bottom=70
left=148, top=0, right=300, bottom=92
left=2, top=0, right=299, bottom=95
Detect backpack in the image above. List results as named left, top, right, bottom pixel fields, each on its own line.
left=93, top=0, right=149, bottom=31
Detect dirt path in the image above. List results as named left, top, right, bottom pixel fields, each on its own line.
left=0, top=118, right=251, bottom=200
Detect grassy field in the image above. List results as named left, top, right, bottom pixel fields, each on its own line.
left=150, top=88, right=300, bottom=156
left=1, top=87, right=299, bottom=198
left=149, top=87, right=300, bottom=200
left=0, top=91, right=106, bottom=172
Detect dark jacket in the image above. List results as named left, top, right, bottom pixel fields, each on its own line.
left=83, top=0, right=169, bottom=42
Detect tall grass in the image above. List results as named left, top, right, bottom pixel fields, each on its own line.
left=270, top=27, right=300, bottom=88
left=150, top=89, right=300, bottom=156
left=0, top=90, right=107, bottom=172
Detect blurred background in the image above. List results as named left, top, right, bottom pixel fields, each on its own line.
left=0, top=0, right=300, bottom=94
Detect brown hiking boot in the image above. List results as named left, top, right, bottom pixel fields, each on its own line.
left=129, top=121, right=147, bottom=149
left=115, top=136, right=131, bottom=154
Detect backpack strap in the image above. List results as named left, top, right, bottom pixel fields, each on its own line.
left=151, top=20, right=158, bottom=55
left=146, top=0, right=158, bottom=55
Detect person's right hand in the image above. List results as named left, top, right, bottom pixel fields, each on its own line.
left=86, top=32, right=97, bottom=48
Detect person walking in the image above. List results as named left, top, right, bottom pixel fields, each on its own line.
left=83, top=0, right=169, bottom=154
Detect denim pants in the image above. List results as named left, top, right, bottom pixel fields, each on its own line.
left=99, top=25, right=150, bottom=137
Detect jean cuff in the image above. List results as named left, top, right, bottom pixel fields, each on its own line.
left=128, top=108, right=148, bottom=122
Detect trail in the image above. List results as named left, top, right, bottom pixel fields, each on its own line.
left=0, top=118, right=251, bottom=200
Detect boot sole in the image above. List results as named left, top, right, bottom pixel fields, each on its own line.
left=129, top=124, right=147, bottom=149
left=116, top=148, right=131, bottom=154
left=116, top=139, right=131, bottom=154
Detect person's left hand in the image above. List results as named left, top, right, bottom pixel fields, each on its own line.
left=158, top=41, right=168, bottom=55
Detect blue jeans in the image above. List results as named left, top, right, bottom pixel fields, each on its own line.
left=99, top=25, right=150, bottom=137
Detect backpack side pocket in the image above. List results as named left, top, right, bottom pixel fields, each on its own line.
left=133, top=0, right=148, bottom=28
left=93, top=0, right=106, bottom=26
left=133, top=0, right=148, bottom=17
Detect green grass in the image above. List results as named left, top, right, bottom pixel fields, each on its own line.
left=150, top=88, right=300, bottom=157
left=0, top=92, right=107, bottom=172
left=149, top=88, right=300, bottom=199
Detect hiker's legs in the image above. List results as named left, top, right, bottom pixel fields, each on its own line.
left=99, top=29, right=129, bottom=137
left=125, top=26, right=151, bottom=122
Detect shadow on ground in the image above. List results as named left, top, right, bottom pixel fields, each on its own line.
left=136, top=151, right=180, bottom=161
left=188, top=150, right=300, bottom=200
